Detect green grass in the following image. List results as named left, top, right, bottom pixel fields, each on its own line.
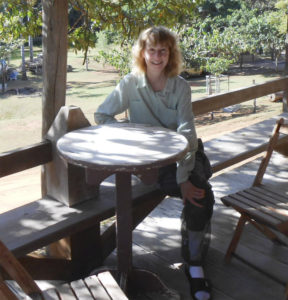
left=0, top=45, right=284, bottom=152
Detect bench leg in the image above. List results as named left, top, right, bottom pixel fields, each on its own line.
left=48, top=223, right=103, bottom=276
left=225, top=214, right=248, bottom=262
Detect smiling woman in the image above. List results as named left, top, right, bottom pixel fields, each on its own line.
left=94, top=26, right=214, bottom=300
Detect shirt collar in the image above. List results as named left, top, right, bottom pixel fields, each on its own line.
left=136, top=73, right=175, bottom=93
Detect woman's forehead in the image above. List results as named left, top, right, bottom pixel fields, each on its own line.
left=145, top=39, right=169, bottom=48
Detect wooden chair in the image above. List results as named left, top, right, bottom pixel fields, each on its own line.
left=221, top=118, right=288, bottom=296
left=221, top=118, right=288, bottom=260
left=0, top=240, right=128, bottom=300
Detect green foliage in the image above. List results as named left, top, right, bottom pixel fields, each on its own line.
left=180, top=24, right=241, bottom=75
left=197, top=0, right=241, bottom=17
left=95, top=45, right=132, bottom=78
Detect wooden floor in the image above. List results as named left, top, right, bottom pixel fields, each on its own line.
left=103, top=152, right=288, bottom=300
left=1, top=152, right=287, bottom=299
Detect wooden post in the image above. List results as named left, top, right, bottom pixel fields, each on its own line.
left=42, top=0, right=68, bottom=138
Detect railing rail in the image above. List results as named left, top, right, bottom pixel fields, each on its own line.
left=0, top=140, right=52, bottom=178
left=192, top=76, right=288, bottom=116
left=1, top=76, right=288, bottom=178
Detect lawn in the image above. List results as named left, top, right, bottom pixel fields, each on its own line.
left=0, top=46, right=284, bottom=152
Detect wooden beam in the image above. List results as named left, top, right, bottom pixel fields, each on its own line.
left=0, top=141, right=52, bottom=178
left=42, top=0, right=68, bottom=137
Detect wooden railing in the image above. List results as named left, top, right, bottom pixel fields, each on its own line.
left=192, top=76, right=288, bottom=116
left=0, top=141, right=52, bottom=178
left=1, top=76, right=288, bottom=177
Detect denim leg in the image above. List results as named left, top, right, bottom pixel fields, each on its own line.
left=181, top=218, right=211, bottom=265
left=158, top=163, right=214, bottom=266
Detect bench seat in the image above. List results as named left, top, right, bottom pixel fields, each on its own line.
left=204, top=113, right=288, bottom=173
left=0, top=175, right=162, bottom=259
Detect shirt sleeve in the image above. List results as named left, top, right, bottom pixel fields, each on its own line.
left=94, top=75, right=130, bottom=124
left=176, top=79, right=198, bottom=184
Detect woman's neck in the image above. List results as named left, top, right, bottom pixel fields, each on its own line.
left=146, top=71, right=167, bottom=92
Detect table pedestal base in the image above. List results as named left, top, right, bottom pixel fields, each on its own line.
left=92, top=267, right=181, bottom=299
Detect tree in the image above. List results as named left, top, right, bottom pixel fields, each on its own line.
left=275, top=0, right=288, bottom=75
left=0, top=1, right=42, bottom=81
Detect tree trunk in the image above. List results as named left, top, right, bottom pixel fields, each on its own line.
left=283, top=13, right=288, bottom=112
left=29, top=36, right=34, bottom=62
left=21, top=43, right=28, bottom=80
left=1, top=60, right=6, bottom=94
left=42, top=0, right=68, bottom=137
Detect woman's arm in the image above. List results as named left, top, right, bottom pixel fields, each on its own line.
left=94, top=75, right=131, bottom=124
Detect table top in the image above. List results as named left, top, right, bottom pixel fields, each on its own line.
left=57, top=123, right=189, bottom=172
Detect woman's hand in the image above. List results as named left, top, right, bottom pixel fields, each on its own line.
left=180, top=181, right=205, bottom=207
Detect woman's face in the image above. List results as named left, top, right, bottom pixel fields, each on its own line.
left=142, top=41, right=170, bottom=75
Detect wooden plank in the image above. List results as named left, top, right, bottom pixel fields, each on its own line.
left=193, top=77, right=288, bottom=116
left=243, top=189, right=288, bottom=218
left=131, top=195, right=286, bottom=300
left=70, top=279, right=93, bottom=299
left=97, top=271, right=128, bottom=300
left=84, top=275, right=111, bottom=300
left=0, top=141, right=52, bottom=178
left=0, top=177, right=161, bottom=258
left=204, top=113, right=288, bottom=173
left=42, top=288, right=60, bottom=300
left=243, top=188, right=288, bottom=208
left=237, top=190, right=288, bottom=221
left=254, top=186, right=288, bottom=203
left=52, top=283, right=76, bottom=300
left=206, top=247, right=286, bottom=300
left=221, top=194, right=280, bottom=226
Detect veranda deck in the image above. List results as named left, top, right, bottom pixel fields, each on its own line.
left=1, top=153, right=287, bottom=299
left=103, top=152, right=287, bottom=300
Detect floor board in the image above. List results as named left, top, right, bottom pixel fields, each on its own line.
left=103, top=152, right=288, bottom=299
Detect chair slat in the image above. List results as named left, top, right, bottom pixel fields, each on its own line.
left=55, top=283, right=77, bottom=300
left=253, top=186, right=288, bottom=204
left=97, top=271, right=128, bottom=300
left=42, top=288, right=61, bottom=300
left=70, top=279, right=94, bottom=299
left=244, top=188, right=288, bottom=209
left=237, top=190, right=288, bottom=222
left=84, top=275, right=111, bottom=300
left=222, top=194, right=280, bottom=227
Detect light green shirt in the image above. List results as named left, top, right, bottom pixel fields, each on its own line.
left=94, top=73, right=198, bottom=184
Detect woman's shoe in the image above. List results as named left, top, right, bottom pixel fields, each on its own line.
left=184, top=266, right=212, bottom=300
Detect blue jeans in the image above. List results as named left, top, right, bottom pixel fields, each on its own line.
left=158, top=156, right=214, bottom=265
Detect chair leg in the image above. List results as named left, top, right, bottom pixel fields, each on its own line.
left=225, top=214, right=248, bottom=262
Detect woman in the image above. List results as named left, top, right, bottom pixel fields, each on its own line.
left=95, top=26, right=214, bottom=300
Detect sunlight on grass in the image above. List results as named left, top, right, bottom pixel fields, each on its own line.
left=0, top=43, right=285, bottom=152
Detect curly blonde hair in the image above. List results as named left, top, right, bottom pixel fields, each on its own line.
left=132, top=26, right=183, bottom=77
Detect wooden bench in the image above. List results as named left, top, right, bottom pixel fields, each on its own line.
left=0, top=106, right=165, bottom=280
left=203, top=113, right=288, bottom=173
left=0, top=239, right=128, bottom=300
left=1, top=105, right=287, bottom=280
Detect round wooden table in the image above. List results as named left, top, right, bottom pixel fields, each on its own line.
left=57, top=123, right=189, bottom=295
